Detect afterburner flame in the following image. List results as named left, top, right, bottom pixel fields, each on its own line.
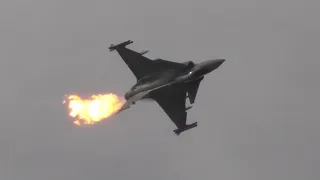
left=63, top=93, right=125, bottom=126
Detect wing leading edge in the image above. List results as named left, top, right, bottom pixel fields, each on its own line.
left=109, top=40, right=186, bottom=80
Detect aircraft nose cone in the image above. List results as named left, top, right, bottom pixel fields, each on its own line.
left=216, top=59, right=225, bottom=65
left=210, top=59, right=225, bottom=70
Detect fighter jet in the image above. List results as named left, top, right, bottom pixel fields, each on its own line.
left=110, top=40, right=225, bottom=135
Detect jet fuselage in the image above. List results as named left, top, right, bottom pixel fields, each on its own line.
left=124, top=59, right=225, bottom=100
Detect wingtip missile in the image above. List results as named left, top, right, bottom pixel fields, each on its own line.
left=109, top=40, right=133, bottom=51
left=173, top=122, right=198, bottom=135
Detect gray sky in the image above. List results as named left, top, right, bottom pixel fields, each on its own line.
left=1, top=0, right=319, bottom=179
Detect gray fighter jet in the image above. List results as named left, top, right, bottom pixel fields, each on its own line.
left=110, top=40, right=225, bottom=135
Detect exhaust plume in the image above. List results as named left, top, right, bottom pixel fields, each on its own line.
left=63, top=93, right=125, bottom=126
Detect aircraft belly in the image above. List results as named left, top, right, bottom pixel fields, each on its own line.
left=185, top=75, right=204, bottom=83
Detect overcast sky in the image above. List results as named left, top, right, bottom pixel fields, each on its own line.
left=1, top=0, right=319, bottom=180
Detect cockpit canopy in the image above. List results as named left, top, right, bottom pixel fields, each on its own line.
left=183, top=61, right=195, bottom=69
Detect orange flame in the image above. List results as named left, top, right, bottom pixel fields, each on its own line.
left=63, top=93, right=125, bottom=126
